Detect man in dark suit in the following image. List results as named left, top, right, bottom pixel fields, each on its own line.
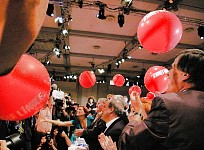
left=98, top=95, right=129, bottom=149
left=74, top=98, right=107, bottom=150
left=118, top=49, right=204, bottom=150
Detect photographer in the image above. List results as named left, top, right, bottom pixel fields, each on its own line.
left=34, top=96, right=53, bottom=150
left=37, top=126, right=72, bottom=150
left=36, top=133, right=57, bottom=150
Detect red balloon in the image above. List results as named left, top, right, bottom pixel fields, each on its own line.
left=79, top=71, right=96, bottom=88
left=129, top=85, right=142, bottom=96
left=113, top=74, right=125, bottom=87
left=144, top=66, right=170, bottom=93
left=0, top=54, right=51, bottom=121
left=137, top=10, right=183, bottom=53
left=146, top=92, right=155, bottom=100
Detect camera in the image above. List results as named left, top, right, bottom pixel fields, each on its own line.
left=54, top=99, right=64, bottom=109
left=46, top=132, right=51, bottom=143
left=5, top=133, right=23, bottom=150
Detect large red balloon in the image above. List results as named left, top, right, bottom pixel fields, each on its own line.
left=146, top=92, right=155, bottom=100
left=144, top=66, right=169, bottom=93
left=137, top=10, right=183, bottom=53
left=129, top=85, right=142, bottom=96
left=79, top=71, right=96, bottom=88
left=0, top=54, right=51, bottom=121
left=113, top=74, right=125, bottom=87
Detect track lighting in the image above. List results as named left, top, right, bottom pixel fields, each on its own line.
left=46, top=4, right=54, bottom=17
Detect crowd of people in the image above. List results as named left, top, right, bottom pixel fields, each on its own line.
left=0, top=1, right=204, bottom=150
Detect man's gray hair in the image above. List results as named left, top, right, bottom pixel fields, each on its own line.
left=108, top=95, right=127, bottom=116
left=97, top=98, right=107, bottom=104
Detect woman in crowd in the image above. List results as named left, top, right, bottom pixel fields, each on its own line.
left=44, top=106, right=94, bottom=143
left=86, top=96, right=97, bottom=116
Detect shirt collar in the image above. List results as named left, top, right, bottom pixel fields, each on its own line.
left=105, top=117, right=119, bottom=131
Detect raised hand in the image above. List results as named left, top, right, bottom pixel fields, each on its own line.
left=98, top=133, right=117, bottom=150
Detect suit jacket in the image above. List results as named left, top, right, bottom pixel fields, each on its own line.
left=82, top=114, right=106, bottom=150
left=104, top=114, right=129, bottom=149
left=119, top=90, right=204, bottom=150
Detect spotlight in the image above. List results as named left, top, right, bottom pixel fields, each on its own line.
left=91, top=63, right=95, bottom=72
left=96, top=4, right=106, bottom=20
left=62, top=29, right=68, bottom=36
left=46, top=60, right=50, bottom=65
left=121, top=0, right=133, bottom=7
left=118, top=13, right=124, bottom=27
left=127, top=56, right=131, bottom=59
left=139, top=45, right=143, bottom=49
left=198, top=26, right=204, bottom=39
left=63, top=44, right=70, bottom=50
left=163, top=0, right=180, bottom=11
left=53, top=46, right=61, bottom=58
left=46, top=4, right=54, bottom=17
left=115, top=62, right=120, bottom=68
left=98, top=68, right=105, bottom=74
left=55, top=17, right=64, bottom=26
left=78, top=0, right=83, bottom=8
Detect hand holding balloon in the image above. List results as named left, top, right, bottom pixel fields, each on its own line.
left=146, top=92, right=155, bottom=100
left=129, top=85, right=142, bottom=96
left=144, top=66, right=170, bottom=93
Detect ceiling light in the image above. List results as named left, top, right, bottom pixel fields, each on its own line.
left=78, top=0, right=83, bottom=8
left=121, top=0, right=133, bottom=7
left=53, top=47, right=61, bottom=58
left=46, top=4, right=54, bottom=17
left=198, top=26, right=204, bottom=39
left=73, top=75, right=77, bottom=79
left=55, top=17, right=64, bottom=26
left=96, top=4, right=106, bottom=20
left=98, top=69, right=105, bottom=74
left=127, top=56, right=132, bottom=59
left=139, top=45, right=143, bottom=49
left=106, top=15, right=115, bottom=21
left=62, top=29, right=68, bottom=36
left=46, top=60, right=50, bottom=65
left=63, top=44, right=70, bottom=50
left=162, top=0, right=180, bottom=11
left=118, top=13, right=124, bottom=27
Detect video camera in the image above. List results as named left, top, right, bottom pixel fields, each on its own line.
left=52, top=90, right=65, bottom=110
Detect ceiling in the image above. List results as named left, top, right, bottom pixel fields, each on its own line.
left=28, top=0, right=204, bottom=83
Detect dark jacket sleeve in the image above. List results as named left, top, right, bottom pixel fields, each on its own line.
left=119, top=96, right=170, bottom=150
left=82, top=119, right=106, bottom=139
